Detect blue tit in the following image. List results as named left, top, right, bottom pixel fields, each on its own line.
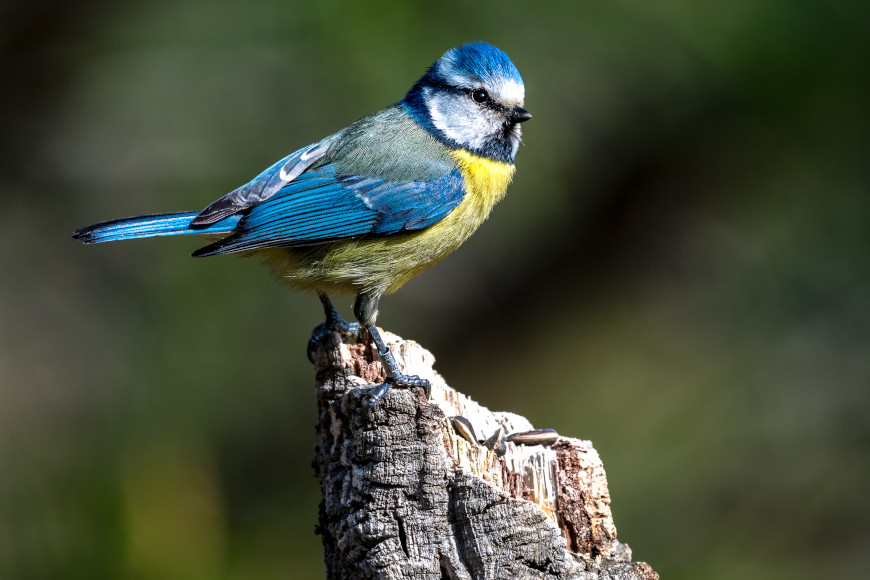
left=73, top=42, right=532, bottom=402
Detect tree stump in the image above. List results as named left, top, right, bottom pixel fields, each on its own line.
left=311, top=329, right=658, bottom=580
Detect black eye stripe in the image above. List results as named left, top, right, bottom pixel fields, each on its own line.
left=426, top=81, right=510, bottom=115
left=427, top=80, right=465, bottom=96
left=472, top=92, right=510, bottom=115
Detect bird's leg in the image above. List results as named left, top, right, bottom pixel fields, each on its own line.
left=354, top=292, right=431, bottom=404
left=365, top=324, right=432, bottom=402
left=318, top=293, right=359, bottom=335
left=307, top=293, right=360, bottom=362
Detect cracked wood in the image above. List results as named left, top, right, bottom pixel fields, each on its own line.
left=311, top=329, right=658, bottom=580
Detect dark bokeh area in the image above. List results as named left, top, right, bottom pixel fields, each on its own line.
left=2, top=1, right=869, bottom=578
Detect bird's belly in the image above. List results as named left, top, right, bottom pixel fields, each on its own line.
left=261, top=150, right=515, bottom=295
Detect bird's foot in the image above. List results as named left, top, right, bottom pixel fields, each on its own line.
left=367, top=374, right=431, bottom=405
left=307, top=302, right=360, bottom=363
left=359, top=318, right=431, bottom=404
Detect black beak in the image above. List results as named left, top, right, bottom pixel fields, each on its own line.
left=510, top=107, right=532, bottom=123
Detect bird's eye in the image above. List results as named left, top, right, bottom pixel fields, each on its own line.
left=471, top=89, right=489, bottom=103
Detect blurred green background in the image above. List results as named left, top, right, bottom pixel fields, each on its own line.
left=2, top=0, right=869, bottom=578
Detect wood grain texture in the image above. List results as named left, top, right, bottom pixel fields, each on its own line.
left=311, top=330, right=658, bottom=580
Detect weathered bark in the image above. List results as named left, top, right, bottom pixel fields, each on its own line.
left=311, top=329, right=658, bottom=580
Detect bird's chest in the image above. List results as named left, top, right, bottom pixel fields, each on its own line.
left=422, top=149, right=515, bottom=250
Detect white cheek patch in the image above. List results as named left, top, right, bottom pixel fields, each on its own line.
left=424, top=88, right=503, bottom=151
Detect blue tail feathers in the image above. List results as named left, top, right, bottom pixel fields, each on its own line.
left=72, top=212, right=241, bottom=246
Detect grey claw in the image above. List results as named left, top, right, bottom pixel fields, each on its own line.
left=366, top=375, right=431, bottom=406
left=307, top=326, right=329, bottom=363
left=367, top=383, right=392, bottom=405
left=307, top=321, right=361, bottom=363
left=390, top=375, right=431, bottom=398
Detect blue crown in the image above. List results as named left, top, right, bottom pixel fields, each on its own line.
left=432, top=42, right=524, bottom=88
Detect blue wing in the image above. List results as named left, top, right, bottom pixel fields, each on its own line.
left=192, top=164, right=465, bottom=257
left=73, top=106, right=464, bottom=254
left=190, top=136, right=336, bottom=226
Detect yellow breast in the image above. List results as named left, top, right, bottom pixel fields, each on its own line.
left=447, top=149, right=516, bottom=232
left=372, top=149, right=515, bottom=292
left=263, top=149, right=515, bottom=296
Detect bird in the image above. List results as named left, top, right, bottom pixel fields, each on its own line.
left=73, top=42, right=531, bottom=403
